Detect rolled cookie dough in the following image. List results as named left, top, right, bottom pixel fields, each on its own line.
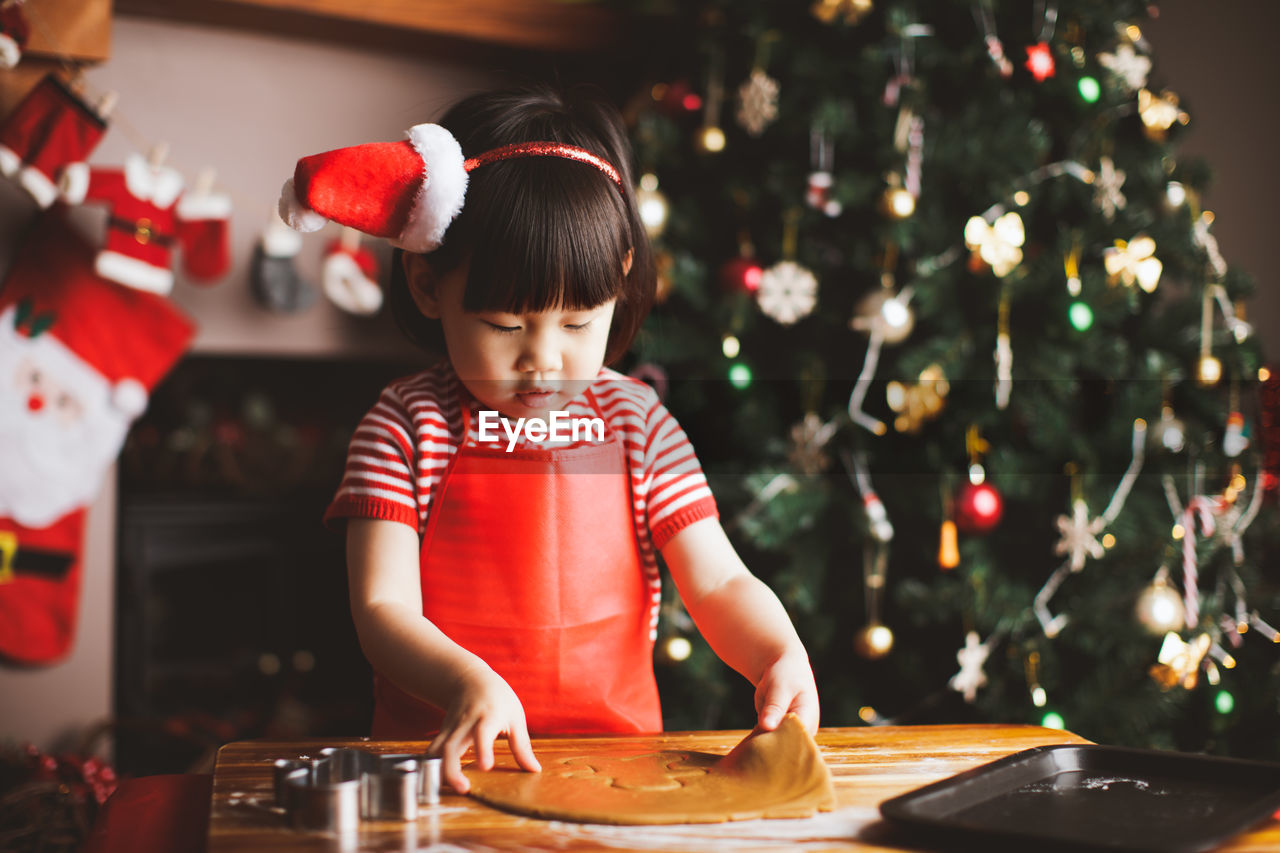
left=464, top=714, right=835, bottom=825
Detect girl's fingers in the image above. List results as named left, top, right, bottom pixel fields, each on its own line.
left=788, top=692, right=821, bottom=734
left=472, top=724, right=497, bottom=771
left=506, top=723, right=542, bottom=773
left=755, top=681, right=789, bottom=731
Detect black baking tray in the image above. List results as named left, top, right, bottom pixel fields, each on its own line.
left=878, top=744, right=1280, bottom=852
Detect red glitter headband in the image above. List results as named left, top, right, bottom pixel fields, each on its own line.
left=464, top=142, right=624, bottom=189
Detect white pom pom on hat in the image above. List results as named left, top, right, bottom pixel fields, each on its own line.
left=277, top=123, right=468, bottom=254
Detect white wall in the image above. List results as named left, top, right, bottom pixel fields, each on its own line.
left=0, top=14, right=499, bottom=752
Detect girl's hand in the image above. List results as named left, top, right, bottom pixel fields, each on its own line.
left=754, top=650, right=820, bottom=735
left=426, top=665, right=541, bottom=794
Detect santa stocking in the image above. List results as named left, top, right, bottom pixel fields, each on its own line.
left=0, top=74, right=108, bottom=207
left=251, top=216, right=315, bottom=313
left=323, top=229, right=382, bottom=315
left=0, top=212, right=193, bottom=665
left=0, top=0, right=29, bottom=69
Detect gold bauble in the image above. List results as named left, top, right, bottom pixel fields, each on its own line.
left=852, top=289, right=915, bottom=344
left=695, top=126, right=726, bottom=153
left=1135, top=577, right=1185, bottom=635
left=853, top=623, right=895, bottom=659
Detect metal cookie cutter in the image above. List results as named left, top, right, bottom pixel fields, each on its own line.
left=273, top=747, right=442, bottom=832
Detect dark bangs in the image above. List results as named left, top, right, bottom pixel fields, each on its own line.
left=452, top=156, right=631, bottom=316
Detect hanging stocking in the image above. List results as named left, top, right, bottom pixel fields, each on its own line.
left=322, top=228, right=382, bottom=315
left=0, top=212, right=194, bottom=665
left=251, top=215, right=316, bottom=313
left=0, top=74, right=109, bottom=207
left=0, top=0, right=29, bottom=69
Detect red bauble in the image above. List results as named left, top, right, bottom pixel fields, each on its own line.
left=955, top=481, right=1004, bottom=533
left=719, top=257, right=763, bottom=293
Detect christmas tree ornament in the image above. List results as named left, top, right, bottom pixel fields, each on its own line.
left=851, top=286, right=915, bottom=345
left=1064, top=243, right=1082, bottom=296
left=0, top=0, right=29, bottom=69
left=323, top=228, right=383, bottom=316
left=736, top=67, right=780, bottom=137
left=1024, top=1, right=1060, bottom=83
left=853, top=623, right=894, bottom=659
left=881, top=180, right=916, bottom=219
left=964, top=211, right=1025, bottom=277
left=657, top=634, right=693, bottom=664
left=757, top=261, right=818, bottom=326
left=1149, top=631, right=1210, bottom=690
left=955, top=481, right=1004, bottom=534
left=1192, top=211, right=1229, bottom=281
left=628, top=363, right=669, bottom=401
left=720, top=255, right=763, bottom=293
left=949, top=631, right=991, bottom=702
left=1098, top=41, right=1151, bottom=93
left=1091, top=156, right=1127, bottom=221
left=1164, top=181, right=1187, bottom=209
left=1223, top=387, right=1249, bottom=458
left=0, top=212, right=194, bottom=664
left=727, top=362, right=753, bottom=390
left=250, top=210, right=315, bottom=314
left=721, top=334, right=740, bottom=358
left=61, top=150, right=232, bottom=294
left=973, top=0, right=1013, bottom=77
left=938, top=519, right=960, bottom=569
left=994, top=288, right=1012, bottom=410
left=886, top=363, right=949, bottom=434
left=787, top=413, right=836, bottom=476
left=1153, top=404, right=1185, bottom=453
left=695, top=48, right=727, bottom=153
left=1103, top=235, right=1162, bottom=292
left=1137, top=88, right=1189, bottom=141
left=807, top=126, right=842, bottom=217
left=695, top=126, right=726, bottom=153
left=811, top=0, right=872, bottom=26
left=1261, top=367, right=1280, bottom=496
left=1025, top=651, right=1047, bottom=707
left=1054, top=497, right=1106, bottom=572
left=0, top=74, right=110, bottom=208
left=1041, top=711, right=1066, bottom=730
left=1214, top=690, right=1235, bottom=715
left=654, top=251, right=674, bottom=304
left=1135, top=567, right=1185, bottom=635
left=1024, top=42, right=1055, bottom=81
left=1196, top=355, right=1222, bottom=387
left=636, top=173, right=670, bottom=238
left=1195, top=286, right=1220, bottom=385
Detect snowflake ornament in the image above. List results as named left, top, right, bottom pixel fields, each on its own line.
left=1098, top=42, right=1151, bottom=92
left=1093, top=157, right=1127, bottom=221
left=788, top=412, right=837, bottom=475
left=1054, top=498, right=1106, bottom=572
left=949, top=631, right=990, bottom=703
left=757, top=261, right=818, bottom=325
left=736, top=68, right=780, bottom=137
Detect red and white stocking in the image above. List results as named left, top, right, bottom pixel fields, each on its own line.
left=323, top=229, right=382, bottom=315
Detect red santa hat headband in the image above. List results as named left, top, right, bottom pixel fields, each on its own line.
left=279, top=125, right=624, bottom=254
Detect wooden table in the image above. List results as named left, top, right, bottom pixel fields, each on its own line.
left=209, top=725, right=1280, bottom=851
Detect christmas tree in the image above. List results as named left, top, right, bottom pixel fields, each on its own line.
left=620, top=0, right=1280, bottom=756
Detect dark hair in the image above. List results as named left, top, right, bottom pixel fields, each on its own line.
left=388, top=83, right=654, bottom=365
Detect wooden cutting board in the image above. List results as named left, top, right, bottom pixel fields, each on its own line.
left=208, top=724, right=1280, bottom=851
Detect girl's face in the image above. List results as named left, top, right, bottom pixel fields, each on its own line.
left=406, top=256, right=618, bottom=419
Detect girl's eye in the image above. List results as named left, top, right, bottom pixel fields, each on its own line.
left=484, top=321, right=521, bottom=334
left=565, top=322, right=591, bottom=331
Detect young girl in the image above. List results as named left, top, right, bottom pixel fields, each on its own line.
left=282, top=84, right=818, bottom=794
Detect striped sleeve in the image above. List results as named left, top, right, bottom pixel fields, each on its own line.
left=621, top=379, right=717, bottom=550
left=324, top=382, right=422, bottom=530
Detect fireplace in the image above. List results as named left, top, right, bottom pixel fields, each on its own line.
left=113, top=355, right=417, bottom=775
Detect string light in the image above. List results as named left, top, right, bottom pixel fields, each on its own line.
left=728, top=362, right=753, bottom=389
left=1078, top=76, right=1101, bottom=103
left=1041, top=711, right=1066, bottom=730
left=1068, top=301, right=1094, bottom=331
left=1214, top=690, right=1235, bottom=715
left=721, top=335, right=741, bottom=358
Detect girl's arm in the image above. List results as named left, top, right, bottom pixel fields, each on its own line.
left=660, top=517, right=820, bottom=733
left=345, top=517, right=541, bottom=791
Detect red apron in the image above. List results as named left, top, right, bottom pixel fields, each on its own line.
left=371, top=389, right=662, bottom=738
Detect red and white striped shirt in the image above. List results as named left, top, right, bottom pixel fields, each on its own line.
left=325, top=362, right=718, bottom=632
